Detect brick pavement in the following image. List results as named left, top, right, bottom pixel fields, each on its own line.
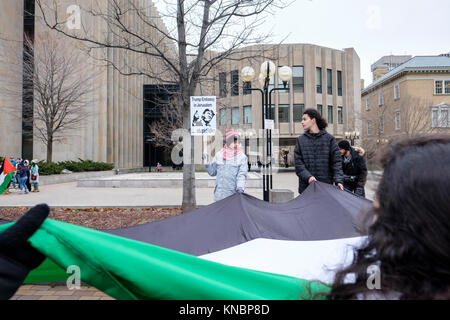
left=11, top=284, right=115, bottom=300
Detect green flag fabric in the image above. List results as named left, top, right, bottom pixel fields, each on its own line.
left=0, top=220, right=330, bottom=300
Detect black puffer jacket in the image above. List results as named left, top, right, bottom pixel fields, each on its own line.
left=342, top=147, right=367, bottom=191
left=294, top=130, right=344, bottom=193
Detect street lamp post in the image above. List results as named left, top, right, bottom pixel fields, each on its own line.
left=241, top=62, right=292, bottom=202
left=345, top=131, right=360, bottom=146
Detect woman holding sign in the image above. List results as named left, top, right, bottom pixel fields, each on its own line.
left=202, top=129, right=248, bottom=201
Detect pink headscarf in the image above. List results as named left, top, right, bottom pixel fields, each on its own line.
left=222, top=129, right=243, bottom=160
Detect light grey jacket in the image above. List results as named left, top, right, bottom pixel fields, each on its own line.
left=205, top=150, right=248, bottom=201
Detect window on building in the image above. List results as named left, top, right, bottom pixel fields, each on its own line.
left=394, top=83, right=400, bottom=100
left=432, top=105, right=449, bottom=128
left=243, top=106, right=252, bottom=124
left=435, top=80, right=442, bottom=94
left=378, top=91, right=384, bottom=106
left=231, top=70, right=239, bottom=96
left=219, top=108, right=227, bottom=126
left=366, top=120, right=372, bottom=136
left=395, top=111, right=401, bottom=130
left=337, top=71, right=342, bottom=96
left=279, top=104, right=290, bottom=123
left=337, top=106, right=343, bottom=124
left=328, top=105, right=333, bottom=124
left=435, top=80, right=450, bottom=95
left=316, top=67, right=322, bottom=94
left=317, top=104, right=323, bottom=116
left=219, top=72, right=227, bottom=97
left=379, top=116, right=384, bottom=133
left=292, top=66, right=304, bottom=93
left=243, top=81, right=251, bottom=95
left=231, top=107, right=239, bottom=124
left=327, top=69, right=332, bottom=95
left=293, top=104, right=305, bottom=122
left=366, top=98, right=370, bottom=111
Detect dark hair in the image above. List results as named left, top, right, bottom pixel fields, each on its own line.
left=328, top=135, right=450, bottom=300
left=303, top=109, right=328, bottom=130
left=338, top=140, right=351, bottom=151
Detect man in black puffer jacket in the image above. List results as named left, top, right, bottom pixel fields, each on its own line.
left=294, top=109, right=344, bottom=194
left=338, top=140, right=367, bottom=197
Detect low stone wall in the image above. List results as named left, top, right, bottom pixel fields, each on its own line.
left=77, top=172, right=263, bottom=188
left=39, top=167, right=150, bottom=186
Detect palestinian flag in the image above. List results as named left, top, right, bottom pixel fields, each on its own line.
left=0, top=182, right=372, bottom=300
left=0, top=158, right=16, bottom=194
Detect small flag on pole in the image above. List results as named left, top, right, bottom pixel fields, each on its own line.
left=0, top=158, right=17, bottom=194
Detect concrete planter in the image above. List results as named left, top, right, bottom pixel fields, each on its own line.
left=39, top=167, right=150, bottom=186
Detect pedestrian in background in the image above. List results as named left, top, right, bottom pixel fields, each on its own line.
left=17, top=163, right=29, bottom=194
left=24, top=160, right=32, bottom=192
left=203, top=129, right=248, bottom=201
left=294, top=108, right=344, bottom=194
left=338, top=140, right=367, bottom=197
left=30, top=160, right=40, bottom=192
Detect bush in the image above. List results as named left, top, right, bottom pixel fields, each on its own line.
left=38, top=161, right=63, bottom=175
left=38, top=159, right=114, bottom=176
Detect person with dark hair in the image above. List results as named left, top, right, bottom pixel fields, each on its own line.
left=17, top=163, right=30, bottom=194
left=0, top=204, right=50, bottom=300
left=203, top=129, right=248, bottom=201
left=328, top=135, right=450, bottom=300
left=294, top=108, right=344, bottom=194
left=338, top=140, right=367, bottom=197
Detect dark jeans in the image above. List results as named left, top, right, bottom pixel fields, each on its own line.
left=344, top=183, right=365, bottom=197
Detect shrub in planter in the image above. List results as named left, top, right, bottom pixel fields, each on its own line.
left=38, top=159, right=114, bottom=175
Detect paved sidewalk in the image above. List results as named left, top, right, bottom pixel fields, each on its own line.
left=0, top=172, right=376, bottom=207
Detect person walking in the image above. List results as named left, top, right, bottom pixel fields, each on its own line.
left=337, top=140, right=367, bottom=197
left=30, top=160, right=40, bottom=192
left=24, top=160, right=32, bottom=192
left=203, top=129, right=248, bottom=201
left=17, top=163, right=29, bottom=194
left=294, top=108, right=344, bottom=194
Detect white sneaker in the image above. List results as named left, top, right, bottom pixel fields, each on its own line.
left=25, top=190, right=28, bottom=194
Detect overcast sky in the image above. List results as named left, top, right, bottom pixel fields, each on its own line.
left=153, top=0, right=449, bottom=86
left=264, top=0, right=450, bottom=86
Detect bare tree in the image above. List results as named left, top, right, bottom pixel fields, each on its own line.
left=21, top=32, right=97, bottom=162
left=35, top=0, right=289, bottom=211
left=397, top=96, right=437, bottom=138
left=147, top=96, right=184, bottom=149
left=362, top=94, right=441, bottom=166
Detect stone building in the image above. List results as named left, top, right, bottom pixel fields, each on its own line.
left=361, top=55, right=450, bottom=158
left=1, top=2, right=363, bottom=169
left=211, top=43, right=362, bottom=166
left=0, top=0, right=174, bottom=168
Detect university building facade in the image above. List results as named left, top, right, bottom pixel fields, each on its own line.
left=361, top=55, right=450, bottom=157
left=211, top=44, right=362, bottom=166
left=1, top=1, right=363, bottom=169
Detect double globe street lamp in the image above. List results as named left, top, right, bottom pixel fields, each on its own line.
left=241, top=62, right=292, bottom=202
left=345, top=131, right=360, bottom=146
